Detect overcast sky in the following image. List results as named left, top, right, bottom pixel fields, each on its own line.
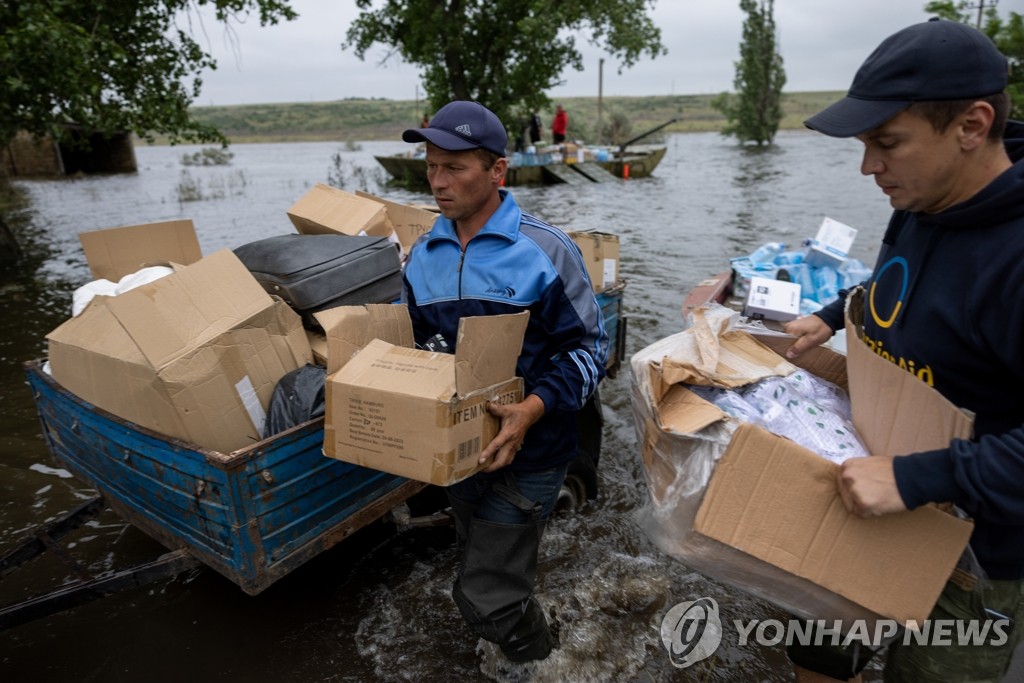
left=190, top=0, right=1021, bottom=107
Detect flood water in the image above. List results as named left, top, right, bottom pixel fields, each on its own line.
left=2, top=132, right=898, bottom=682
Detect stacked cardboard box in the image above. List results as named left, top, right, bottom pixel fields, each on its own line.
left=568, top=230, right=620, bottom=293
left=48, top=222, right=313, bottom=454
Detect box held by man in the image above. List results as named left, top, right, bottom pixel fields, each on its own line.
left=319, top=305, right=528, bottom=486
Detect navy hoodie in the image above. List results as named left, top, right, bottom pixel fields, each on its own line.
left=816, top=121, right=1024, bottom=580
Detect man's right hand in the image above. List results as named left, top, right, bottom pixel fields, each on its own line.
left=782, top=315, right=834, bottom=359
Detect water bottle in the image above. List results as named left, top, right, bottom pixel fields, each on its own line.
left=749, top=241, right=786, bottom=266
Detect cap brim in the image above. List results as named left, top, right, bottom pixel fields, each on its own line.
left=804, top=97, right=910, bottom=137
left=402, top=127, right=479, bottom=151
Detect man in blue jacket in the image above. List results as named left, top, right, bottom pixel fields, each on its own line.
left=784, top=18, right=1024, bottom=683
left=401, top=100, right=608, bottom=663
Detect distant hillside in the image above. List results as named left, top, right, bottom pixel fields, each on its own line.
left=177, top=92, right=845, bottom=145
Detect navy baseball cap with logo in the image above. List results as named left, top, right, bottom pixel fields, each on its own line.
left=805, top=18, right=1009, bottom=138
left=403, top=101, right=507, bottom=157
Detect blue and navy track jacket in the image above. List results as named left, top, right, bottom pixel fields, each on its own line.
left=401, top=190, right=609, bottom=472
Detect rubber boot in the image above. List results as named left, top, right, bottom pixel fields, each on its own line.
left=452, top=515, right=552, bottom=660
left=499, top=596, right=555, bottom=663
left=446, top=492, right=477, bottom=545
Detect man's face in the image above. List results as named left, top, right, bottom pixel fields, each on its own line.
left=425, top=144, right=503, bottom=225
left=855, top=109, right=968, bottom=214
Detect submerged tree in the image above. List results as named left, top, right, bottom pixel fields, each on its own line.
left=713, top=0, right=786, bottom=146
left=0, top=1, right=297, bottom=149
left=344, top=0, right=666, bottom=130
left=925, top=1, right=1024, bottom=119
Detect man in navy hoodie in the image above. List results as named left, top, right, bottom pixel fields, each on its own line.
left=783, top=18, right=1024, bottom=683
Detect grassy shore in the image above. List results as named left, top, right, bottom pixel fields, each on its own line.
left=166, top=91, right=845, bottom=146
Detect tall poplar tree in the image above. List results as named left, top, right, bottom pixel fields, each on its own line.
left=713, top=0, right=786, bottom=146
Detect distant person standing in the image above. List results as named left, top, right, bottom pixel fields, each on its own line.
left=551, top=104, right=568, bottom=144
left=420, top=112, right=430, bottom=128
left=529, top=111, right=542, bottom=144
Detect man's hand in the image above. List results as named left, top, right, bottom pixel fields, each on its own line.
left=478, top=394, right=546, bottom=472
left=782, top=315, right=834, bottom=359
left=836, top=455, right=908, bottom=517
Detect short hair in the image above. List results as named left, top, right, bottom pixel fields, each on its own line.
left=907, top=92, right=1009, bottom=142
left=472, top=148, right=502, bottom=170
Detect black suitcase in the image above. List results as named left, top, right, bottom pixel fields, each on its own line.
left=233, top=233, right=402, bottom=326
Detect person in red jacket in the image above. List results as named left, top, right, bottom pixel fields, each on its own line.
left=551, top=104, right=568, bottom=144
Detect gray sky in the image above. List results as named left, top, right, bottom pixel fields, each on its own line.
left=192, top=0, right=1021, bottom=107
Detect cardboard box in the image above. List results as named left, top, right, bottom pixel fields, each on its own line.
left=568, top=230, right=620, bottom=292
left=317, top=305, right=528, bottom=486
left=743, top=275, right=801, bottom=322
left=288, top=183, right=396, bottom=240
left=356, top=190, right=438, bottom=253
left=79, top=219, right=202, bottom=281
left=633, top=299, right=974, bottom=626
left=47, top=249, right=313, bottom=454
left=805, top=216, right=858, bottom=268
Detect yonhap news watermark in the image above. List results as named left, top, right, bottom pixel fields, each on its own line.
left=660, top=597, right=1013, bottom=669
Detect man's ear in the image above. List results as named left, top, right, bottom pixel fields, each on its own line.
left=492, top=157, right=508, bottom=185
left=959, top=101, right=996, bottom=151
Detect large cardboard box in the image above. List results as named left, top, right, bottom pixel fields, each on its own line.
left=633, top=298, right=974, bottom=626
left=47, top=248, right=313, bottom=454
left=288, top=183, right=396, bottom=240
left=79, top=219, right=202, bottom=281
left=317, top=305, right=528, bottom=486
left=356, top=190, right=438, bottom=253
left=568, top=230, right=620, bottom=292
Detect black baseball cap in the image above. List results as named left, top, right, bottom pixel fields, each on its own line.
left=805, top=18, right=1009, bottom=137
left=402, top=101, right=507, bottom=157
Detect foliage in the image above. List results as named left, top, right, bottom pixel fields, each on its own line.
left=181, top=147, right=235, bottom=166
left=0, top=1, right=297, bottom=149
left=713, top=0, right=786, bottom=146
left=924, top=1, right=1024, bottom=119
left=344, top=0, right=666, bottom=134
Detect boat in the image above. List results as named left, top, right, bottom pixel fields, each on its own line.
left=4, top=285, right=627, bottom=628
left=375, top=144, right=667, bottom=187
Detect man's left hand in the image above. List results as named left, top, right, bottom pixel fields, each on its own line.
left=478, top=394, right=545, bottom=472
left=836, top=455, right=908, bottom=517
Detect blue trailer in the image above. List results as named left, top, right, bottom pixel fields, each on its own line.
left=2, top=287, right=626, bottom=629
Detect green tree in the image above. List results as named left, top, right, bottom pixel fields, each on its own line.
left=925, top=1, right=1024, bottom=119
left=713, top=0, right=786, bottom=146
left=344, top=0, right=665, bottom=133
left=0, top=1, right=297, bottom=149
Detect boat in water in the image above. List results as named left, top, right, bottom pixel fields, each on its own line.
left=378, top=117, right=677, bottom=187
left=375, top=143, right=667, bottom=187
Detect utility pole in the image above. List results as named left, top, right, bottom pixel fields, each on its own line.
left=968, top=0, right=997, bottom=28
left=597, top=58, right=604, bottom=146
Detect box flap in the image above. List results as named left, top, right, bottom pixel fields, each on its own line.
left=661, top=326, right=796, bottom=389
left=356, top=190, right=438, bottom=251
left=105, top=249, right=273, bottom=370
left=314, top=304, right=414, bottom=375
left=287, top=183, right=395, bottom=238
left=658, top=384, right=728, bottom=433
left=454, top=312, right=529, bottom=395
left=331, top=338, right=455, bottom=399
left=695, top=422, right=974, bottom=624
left=79, top=220, right=202, bottom=282
left=844, top=289, right=974, bottom=455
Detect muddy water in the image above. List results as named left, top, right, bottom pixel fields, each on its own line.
left=0, top=132, right=895, bottom=682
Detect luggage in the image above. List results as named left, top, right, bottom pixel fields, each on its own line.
left=233, top=234, right=402, bottom=326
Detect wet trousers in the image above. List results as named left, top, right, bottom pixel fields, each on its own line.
left=447, top=464, right=568, bottom=662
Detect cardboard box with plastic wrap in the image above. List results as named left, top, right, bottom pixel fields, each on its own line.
left=632, top=293, right=974, bottom=627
